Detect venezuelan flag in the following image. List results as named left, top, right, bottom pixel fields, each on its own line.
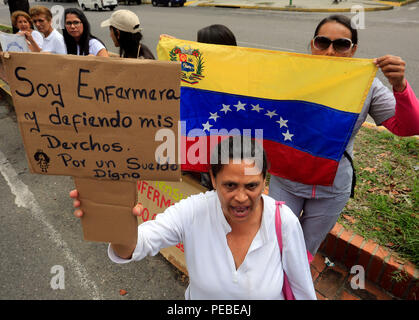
left=157, top=37, right=377, bottom=186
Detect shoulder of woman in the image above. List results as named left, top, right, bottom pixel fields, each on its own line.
left=88, top=38, right=104, bottom=47
left=369, top=77, right=395, bottom=102
left=185, top=189, right=217, bottom=205
left=160, top=190, right=216, bottom=224
left=262, top=194, right=299, bottom=225
left=168, top=189, right=216, bottom=208
left=88, top=38, right=101, bottom=45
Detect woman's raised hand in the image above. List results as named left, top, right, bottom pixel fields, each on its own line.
left=374, top=55, right=407, bottom=92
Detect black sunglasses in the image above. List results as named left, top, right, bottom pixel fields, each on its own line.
left=313, top=36, right=353, bottom=53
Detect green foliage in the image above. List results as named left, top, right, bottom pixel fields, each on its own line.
left=339, top=126, right=418, bottom=266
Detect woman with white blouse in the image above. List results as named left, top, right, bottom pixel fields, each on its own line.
left=70, top=136, right=316, bottom=300
left=63, top=8, right=108, bottom=57
left=11, top=10, right=43, bottom=51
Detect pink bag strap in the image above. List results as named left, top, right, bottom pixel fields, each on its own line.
left=275, top=200, right=314, bottom=264
left=275, top=201, right=286, bottom=252
left=275, top=200, right=296, bottom=300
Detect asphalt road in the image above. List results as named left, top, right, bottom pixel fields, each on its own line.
left=0, top=1, right=418, bottom=300
left=2, top=1, right=418, bottom=87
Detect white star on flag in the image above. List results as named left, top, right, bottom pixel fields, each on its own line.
left=202, top=121, right=213, bottom=132
left=282, top=130, right=294, bottom=141
left=209, top=112, right=219, bottom=122
left=220, top=104, right=232, bottom=114
left=265, top=110, right=278, bottom=118
left=276, top=117, right=288, bottom=128
left=251, top=104, right=263, bottom=112
left=234, top=101, right=246, bottom=111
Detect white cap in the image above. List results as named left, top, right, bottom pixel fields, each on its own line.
left=100, top=10, right=142, bottom=33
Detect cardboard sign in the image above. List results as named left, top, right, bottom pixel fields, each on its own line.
left=1, top=52, right=181, bottom=182
left=0, top=32, right=29, bottom=52
left=74, top=177, right=138, bottom=245
left=137, top=174, right=208, bottom=275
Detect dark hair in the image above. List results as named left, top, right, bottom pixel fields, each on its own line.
left=210, top=136, right=268, bottom=179
left=63, top=8, right=106, bottom=56
left=111, top=26, right=155, bottom=59
left=314, top=14, right=358, bottom=45
left=197, top=24, right=237, bottom=46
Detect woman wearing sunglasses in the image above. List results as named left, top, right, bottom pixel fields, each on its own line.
left=268, top=14, right=419, bottom=257
left=63, top=8, right=108, bottom=57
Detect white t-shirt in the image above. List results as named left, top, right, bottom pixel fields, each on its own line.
left=108, top=191, right=316, bottom=300
left=41, top=29, right=66, bottom=54
left=76, top=38, right=105, bottom=56
left=30, top=30, right=43, bottom=49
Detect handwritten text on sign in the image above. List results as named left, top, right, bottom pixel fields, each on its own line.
left=3, top=53, right=181, bottom=182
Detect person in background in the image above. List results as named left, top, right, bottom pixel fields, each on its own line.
left=6, top=0, right=29, bottom=34
left=63, top=8, right=108, bottom=57
left=11, top=10, right=43, bottom=51
left=268, top=14, right=419, bottom=257
left=197, top=24, right=237, bottom=46
left=70, top=136, right=316, bottom=300
left=27, top=6, right=66, bottom=54
left=100, top=9, right=154, bottom=59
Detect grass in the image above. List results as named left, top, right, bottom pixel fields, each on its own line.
left=0, top=24, right=12, bottom=34
left=339, top=126, right=418, bottom=267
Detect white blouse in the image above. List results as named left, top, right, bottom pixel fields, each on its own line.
left=77, top=38, right=105, bottom=56
left=42, top=29, right=66, bottom=54
left=108, top=191, right=316, bottom=300
left=30, top=30, right=43, bottom=49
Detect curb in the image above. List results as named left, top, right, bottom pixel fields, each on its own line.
left=191, top=3, right=394, bottom=12
left=319, top=222, right=418, bottom=300
left=376, top=0, right=419, bottom=6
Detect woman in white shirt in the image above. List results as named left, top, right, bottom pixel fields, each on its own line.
left=70, top=136, right=316, bottom=300
left=63, top=8, right=108, bottom=57
left=11, top=10, right=43, bottom=51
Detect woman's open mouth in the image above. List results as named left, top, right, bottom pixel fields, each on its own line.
left=230, top=205, right=250, bottom=218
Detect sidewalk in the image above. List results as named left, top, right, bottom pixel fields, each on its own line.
left=183, top=0, right=412, bottom=11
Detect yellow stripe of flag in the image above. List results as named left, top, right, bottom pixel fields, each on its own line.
left=157, top=37, right=377, bottom=114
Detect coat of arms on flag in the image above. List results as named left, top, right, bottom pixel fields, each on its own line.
left=169, top=45, right=205, bottom=85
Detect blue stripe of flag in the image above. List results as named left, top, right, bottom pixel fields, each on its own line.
left=180, top=87, right=358, bottom=161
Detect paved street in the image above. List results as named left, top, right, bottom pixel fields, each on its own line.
left=0, top=2, right=418, bottom=89
left=0, top=1, right=418, bottom=301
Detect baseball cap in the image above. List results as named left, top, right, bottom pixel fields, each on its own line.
left=100, top=10, right=142, bottom=33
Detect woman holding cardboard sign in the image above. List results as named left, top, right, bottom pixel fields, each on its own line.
left=11, top=11, right=43, bottom=51
left=27, top=6, right=67, bottom=54
left=70, top=136, right=316, bottom=300
left=268, top=14, right=419, bottom=257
